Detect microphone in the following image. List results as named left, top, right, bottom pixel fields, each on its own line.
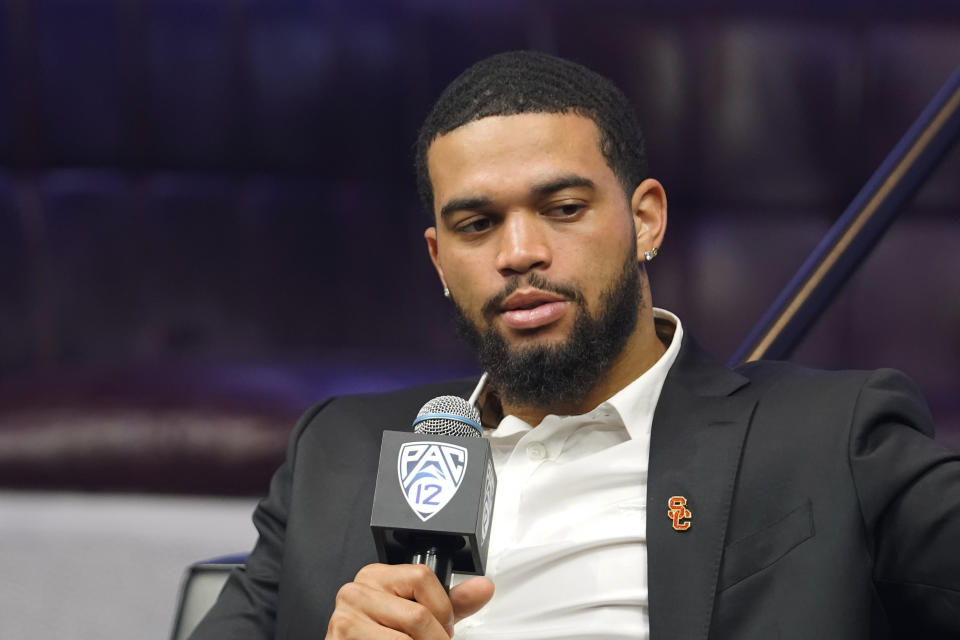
left=370, top=388, right=497, bottom=590
left=413, top=395, right=484, bottom=438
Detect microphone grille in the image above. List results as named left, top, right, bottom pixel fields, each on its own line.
left=413, top=395, right=483, bottom=438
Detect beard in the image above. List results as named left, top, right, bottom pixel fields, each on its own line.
left=450, top=250, right=642, bottom=411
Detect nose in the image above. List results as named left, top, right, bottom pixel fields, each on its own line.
left=495, top=212, right=551, bottom=276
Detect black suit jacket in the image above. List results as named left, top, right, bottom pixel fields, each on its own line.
left=191, top=336, right=960, bottom=639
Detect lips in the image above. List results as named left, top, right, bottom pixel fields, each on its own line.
left=498, top=289, right=570, bottom=330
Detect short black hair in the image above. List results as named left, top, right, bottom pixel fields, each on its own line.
left=415, top=50, right=648, bottom=216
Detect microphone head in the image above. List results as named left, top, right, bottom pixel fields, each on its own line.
left=412, top=395, right=483, bottom=438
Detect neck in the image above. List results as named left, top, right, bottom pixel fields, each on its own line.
left=496, top=304, right=667, bottom=426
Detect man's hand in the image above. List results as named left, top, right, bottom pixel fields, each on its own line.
left=326, top=563, right=494, bottom=639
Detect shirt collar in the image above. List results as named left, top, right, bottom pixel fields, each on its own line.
left=604, top=308, right=683, bottom=439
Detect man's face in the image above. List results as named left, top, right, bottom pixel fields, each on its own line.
left=424, top=113, right=649, bottom=407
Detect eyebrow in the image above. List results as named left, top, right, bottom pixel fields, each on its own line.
left=530, top=174, right=596, bottom=196
left=439, top=195, right=494, bottom=220
left=437, top=174, right=596, bottom=219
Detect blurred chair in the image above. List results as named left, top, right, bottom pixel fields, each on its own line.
left=170, top=553, right=247, bottom=640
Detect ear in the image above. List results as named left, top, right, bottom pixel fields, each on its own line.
left=630, top=178, right=667, bottom=262
left=424, top=226, right=448, bottom=289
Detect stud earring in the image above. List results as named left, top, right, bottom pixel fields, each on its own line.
left=443, top=287, right=451, bottom=299
left=644, top=248, right=659, bottom=262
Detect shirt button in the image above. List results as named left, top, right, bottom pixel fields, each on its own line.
left=526, top=442, right=547, bottom=461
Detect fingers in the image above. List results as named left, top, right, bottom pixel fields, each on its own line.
left=327, top=603, right=414, bottom=640
left=356, top=564, right=455, bottom=632
left=450, top=577, right=495, bottom=622
left=326, top=563, right=455, bottom=640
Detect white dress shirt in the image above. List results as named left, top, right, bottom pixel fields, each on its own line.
left=452, top=309, right=683, bottom=639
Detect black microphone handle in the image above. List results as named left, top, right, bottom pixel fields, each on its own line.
left=410, top=545, right=455, bottom=591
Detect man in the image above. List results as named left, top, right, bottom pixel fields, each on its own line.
left=191, top=51, right=960, bottom=639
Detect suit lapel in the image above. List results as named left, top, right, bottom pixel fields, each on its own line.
left=647, top=336, right=756, bottom=640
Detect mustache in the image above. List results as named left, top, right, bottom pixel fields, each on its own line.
left=481, top=272, right=585, bottom=320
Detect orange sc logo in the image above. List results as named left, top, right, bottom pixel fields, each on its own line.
left=668, top=496, right=692, bottom=531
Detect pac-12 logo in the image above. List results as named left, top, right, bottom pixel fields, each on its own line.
left=398, top=442, right=468, bottom=521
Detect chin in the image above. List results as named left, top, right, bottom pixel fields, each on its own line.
left=502, top=326, right=574, bottom=350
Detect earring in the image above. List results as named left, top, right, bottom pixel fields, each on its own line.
left=644, top=248, right=659, bottom=262
left=443, top=287, right=451, bottom=299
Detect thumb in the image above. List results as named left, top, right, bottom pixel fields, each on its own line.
left=449, top=576, right=495, bottom=622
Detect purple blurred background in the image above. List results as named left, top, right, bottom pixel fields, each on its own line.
left=1, top=0, right=958, bottom=495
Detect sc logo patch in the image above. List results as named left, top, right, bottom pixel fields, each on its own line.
left=398, top=442, right=468, bottom=521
